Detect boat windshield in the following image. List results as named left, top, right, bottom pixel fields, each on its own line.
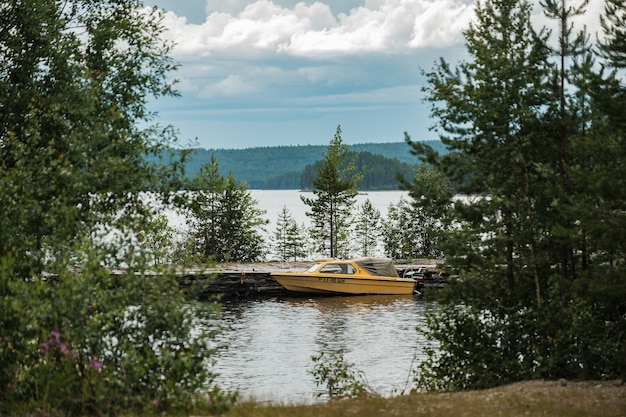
left=306, top=263, right=323, bottom=273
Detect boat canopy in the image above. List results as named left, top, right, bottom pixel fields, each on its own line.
left=353, top=257, right=399, bottom=278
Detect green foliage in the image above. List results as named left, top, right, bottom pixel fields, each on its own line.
left=141, top=214, right=175, bottom=266
left=272, top=206, right=309, bottom=261
left=417, top=270, right=626, bottom=391
left=309, top=351, right=371, bottom=400
left=412, top=0, right=626, bottom=392
left=354, top=200, right=382, bottom=257
left=382, top=194, right=444, bottom=260
left=385, top=161, right=451, bottom=260
left=151, top=141, right=448, bottom=190
left=0, top=243, right=236, bottom=416
left=189, top=155, right=268, bottom=262
left=301, top=126, right=362, bottom=258
left=0, top=1, right=233, bottom=415
left=300, top=151, right=417, bottom=191
left=0, top=0, right=185, bottom=277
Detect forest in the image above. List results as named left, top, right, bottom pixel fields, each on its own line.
left=2, top=0, right=626, bottom=415
left=155, top=140, right=447, bottom=190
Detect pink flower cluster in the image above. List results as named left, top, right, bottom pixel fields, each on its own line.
left=40, top=330, right=70, bottom=357
left=88, top=359, right=103, bottom=369
left=40, top=330, right=102, bottom=370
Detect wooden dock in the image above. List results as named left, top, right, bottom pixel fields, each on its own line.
left=175, top=261, right=448, bottom=299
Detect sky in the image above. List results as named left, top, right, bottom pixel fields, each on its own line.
left=145, top=0, right=604, bottom=149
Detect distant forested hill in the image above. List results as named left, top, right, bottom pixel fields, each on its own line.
left=162, top=140, right=445, bottom=190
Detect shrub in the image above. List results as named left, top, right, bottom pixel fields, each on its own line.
left=0, top=242, right=236, bottom=416
left=309, top=350, right=371, bottom=400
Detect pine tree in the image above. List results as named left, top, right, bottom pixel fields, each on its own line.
left=273, top=206, right=294, bottom=261
left=421, top=0, right=552, bottom=302
left=190, top=155, right=224, bottom=261
left=301, top=126, right=362, bottom=258
left=220, top=174, right=267, bottom=261
left=398, top=159, right=452, bottom=259
left=381, top=196, right=443, bottom=260
left=382, top=197, right=415, bottom=259
left=413, top=0, right=626, bottom=390
left=540, top=0, right=594, bottom=284
left=287, top=223, right=309, bottom=261
left=190, top=156, right=267, bottom=262
left=273, top=206, right=307, bottom=261
left=354, top=199, right=382, bottom=257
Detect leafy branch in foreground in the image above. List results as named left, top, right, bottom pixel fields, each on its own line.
left=0, top=0, right=234, bottom=415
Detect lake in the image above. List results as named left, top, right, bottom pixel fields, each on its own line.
left=250, top=189, right=409, bottom=228
left=210, top=294, right=434, bottom=403
left=163, top=190, right=433, bottom=402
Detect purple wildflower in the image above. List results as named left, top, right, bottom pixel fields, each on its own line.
left=40, top=330, right=74, bottom=360
left=49, top=330, right=60, bottom=344
left=88, top=359, right=103, bottom=370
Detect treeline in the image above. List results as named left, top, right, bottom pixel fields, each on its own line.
left=300, top=151, right=418, bottom=191
left=158, top=141, right=446, bottom=190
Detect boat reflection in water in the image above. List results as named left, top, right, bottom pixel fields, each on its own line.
left=212, top=294, right=434, bottom=403
left=271, top=257, right=424, bottom=295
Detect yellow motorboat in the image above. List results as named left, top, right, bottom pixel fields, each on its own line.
left=271, top=257, right=422, bottom=295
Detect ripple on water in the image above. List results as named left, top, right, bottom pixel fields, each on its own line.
left=211, top=295, right=434, bottom=403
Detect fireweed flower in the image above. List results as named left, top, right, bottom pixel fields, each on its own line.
left=88, top=359, right=103, bottom=370
left=40, top=330, right=73, bottom=360
left=40, top=330, right=60, bottom=354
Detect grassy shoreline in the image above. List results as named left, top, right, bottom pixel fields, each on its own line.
left=218, top=380, right=625, bottom=417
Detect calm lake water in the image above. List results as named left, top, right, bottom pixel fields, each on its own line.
left=210, top=294, right=435, bottom=403
left=250, top=189, right=409, bottom=228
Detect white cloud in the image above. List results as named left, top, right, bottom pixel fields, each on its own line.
left=159, top=0, right=473, bottom=58
left=147, top=0, right=608, bottom=148
left=409, top=0, right=475, bottom=48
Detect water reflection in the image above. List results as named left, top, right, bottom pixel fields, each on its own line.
left=211, top=295, right=434, bottom=403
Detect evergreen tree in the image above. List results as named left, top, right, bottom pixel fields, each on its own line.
left=382, top=199, right=412, bottom=259
left=421, top=0, right=552, bottom=301
left=413, top=0, right=626, bottom=390
left=190, top=156, right=267, bottom=262
left=301, top=126, right=362, bottom=258
left=190, top=155, right=224, bottom=261
left=273, top=206, right=307, bottom=261
left=273, top=206, right=294, bottom=261
left=415, top=0, right=570, bottom=389
left=540, top=0, right=594, bottom=285
left=382, top=197, right=440, bottom=260
left=591, top=0, right=626, bottom=261
left=288, top=223, right=310, bottom=261
left=220, top=175, right=267, bottom=261
left=354, top=199, right=382, bottom=257
left=398, top=157, right=452, bottom=260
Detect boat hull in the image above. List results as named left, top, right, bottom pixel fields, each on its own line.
left=271, top=273, right=417, bottom=295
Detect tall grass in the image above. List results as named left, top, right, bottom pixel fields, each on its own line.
left=220, top=381, right=626, bottom=417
